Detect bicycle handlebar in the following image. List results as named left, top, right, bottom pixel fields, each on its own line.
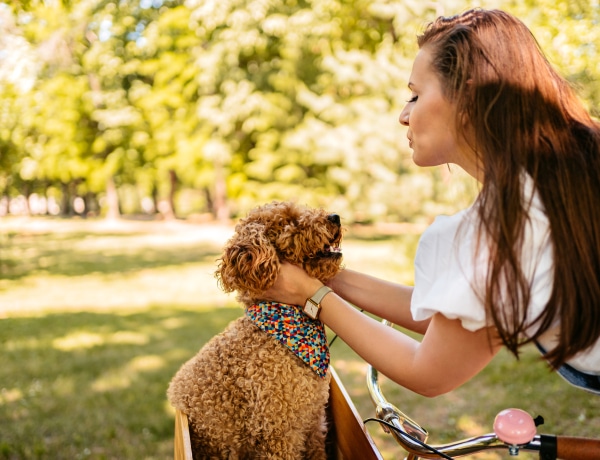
left=367, top=361, right=527, bottom=458
left=366, top=320, right=600, bottom=459
left=556, top=437, right=600, bottom=460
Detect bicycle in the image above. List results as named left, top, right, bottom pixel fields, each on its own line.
left=364, top=320, right=600, bottom=460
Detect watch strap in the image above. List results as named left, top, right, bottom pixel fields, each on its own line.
left=310, top=286, right=333, bottom=304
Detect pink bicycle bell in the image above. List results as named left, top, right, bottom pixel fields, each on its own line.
left=494, top=408, right=537, bottom=454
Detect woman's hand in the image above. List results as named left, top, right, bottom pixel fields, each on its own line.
left=263, top=262, right=324, bottom=306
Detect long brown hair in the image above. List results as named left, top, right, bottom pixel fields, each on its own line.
left=418, top=9, right=600, bottom=368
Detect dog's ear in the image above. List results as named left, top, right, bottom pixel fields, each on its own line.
left=215, top=224, right=280, bottom=298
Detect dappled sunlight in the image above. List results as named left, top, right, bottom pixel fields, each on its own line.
left=2, top=221, right=599, bottom=459
left=53, top=330, right=149, bottom=351
left=0, top=266, right=234, bottom=315
left=53, top=331, right=105, bottom=351
left=110, top=330, right=149, bottom=345
left=0, top=219, right=229, bottom=288
left=92, top=354, right=167, bottom=392
left=331, top=358, right=369, bottom=376
left=0, top=388, right=23, bottom=405
left=456, top=414, right=488, bottom=437
left=128, top=354, right=165, bottom=372
left=4, top=335, right=50, bottom=351
left=71, top=230, right=231, bottom=253
left=91, top=370, right=133, bottom=392
left=331, top=358, right=372, bottom=401
left=51, top=375, right=76, bottom=397
left=163, top=398, right=176, bottom=417
left=2, top=304, right=245, bottom=457
left=0, top=220, right=418, bottom=316
left=161, top=316, right=188, bottom=330
left=163, top=347, right=197, bottom=364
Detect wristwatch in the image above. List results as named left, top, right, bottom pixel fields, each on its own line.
left=303, top=286, right=333, bottom=320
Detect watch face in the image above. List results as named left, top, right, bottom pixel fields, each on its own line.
left=304, top=301, right=319, bottom=319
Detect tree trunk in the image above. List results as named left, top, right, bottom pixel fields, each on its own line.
left=84, top=192, right=99, bottom=217
left=22, top=182, right=32, bottom=216
left=105, top=176, right=120, bottom=220
left=160, top=169, right=177, bottom=220
left=213, top=160, right=229, bottom=222
left=151, top=183, right=159, bottom=215
left=60, top=182, right=72, bottom=216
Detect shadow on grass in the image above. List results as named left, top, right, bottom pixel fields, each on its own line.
left=0, top=306, right=242, bottom=460
left=0, top=230, right=222, bottom=281
left=3, top=306, right=599, bottom=460
left=2, top=223, right=599, bottom=459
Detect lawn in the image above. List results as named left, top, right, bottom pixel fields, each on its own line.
left=1, top=217, right=598, bottom=459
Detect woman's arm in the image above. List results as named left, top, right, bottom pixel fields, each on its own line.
left=265, top=262, right=501, bottom=396
left=327, top=268, right=429, bottom=334
left=320, top=293, right=501, bottom=396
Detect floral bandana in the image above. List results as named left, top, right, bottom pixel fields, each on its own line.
left=245, top=301, right=330, bottom=379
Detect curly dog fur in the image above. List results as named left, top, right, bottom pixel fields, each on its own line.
left=167, top=201, right=344, bottom=459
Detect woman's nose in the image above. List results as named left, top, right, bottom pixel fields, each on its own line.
left=399, top=106, right=410, bottom=126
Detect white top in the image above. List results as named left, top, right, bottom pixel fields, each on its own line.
left=411, top=175, right=600, bottom=375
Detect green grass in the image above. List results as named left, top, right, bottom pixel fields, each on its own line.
left=1, top=217, right=598, bottom=459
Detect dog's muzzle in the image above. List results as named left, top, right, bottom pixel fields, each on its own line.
left=327, top=214, right=341, bottom=226
left=324, top=213, right=342, bottom=255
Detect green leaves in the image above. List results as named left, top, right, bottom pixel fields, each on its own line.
left=0, top=0, right=597, bottom=220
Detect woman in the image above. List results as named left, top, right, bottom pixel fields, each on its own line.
left=265, top=8, right=600, bottom=397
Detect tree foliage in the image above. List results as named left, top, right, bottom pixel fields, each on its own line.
left=0, top=0, right=597, bottom=221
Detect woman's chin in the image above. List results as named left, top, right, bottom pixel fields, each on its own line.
left=411, top=153, right=433, bottom=167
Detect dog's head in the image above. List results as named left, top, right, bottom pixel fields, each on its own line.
left=215, top=201, right=344, bottom=307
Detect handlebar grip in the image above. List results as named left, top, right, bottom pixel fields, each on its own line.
left=556, top=436, right=600, bottom=460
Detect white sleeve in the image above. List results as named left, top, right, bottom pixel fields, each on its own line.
left=410, top=209, right=489, bottom=332
left=411, top=177, right=555, bottom=335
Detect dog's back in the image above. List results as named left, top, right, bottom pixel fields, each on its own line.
left=168, top=316, right=331, bottom=459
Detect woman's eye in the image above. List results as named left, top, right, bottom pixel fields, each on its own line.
left=407, top=95, right=418, bottom=103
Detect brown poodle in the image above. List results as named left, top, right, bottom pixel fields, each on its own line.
left=167, top=201, right=344, bottom=459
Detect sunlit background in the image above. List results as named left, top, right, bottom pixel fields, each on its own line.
left=1, top=0, right=598, bottom=224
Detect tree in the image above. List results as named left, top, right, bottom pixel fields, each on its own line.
left=132, top=4, right=203, bottom=219
left=0, top=4, right=40, bottom=212
left=0, top=0, right=597, bottom=222
left=502, top=0, right=600, bottom=117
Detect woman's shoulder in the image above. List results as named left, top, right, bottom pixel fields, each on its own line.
left=412, top=206, right=487, bottom=330
left=420, top=206, right=476, bottom=244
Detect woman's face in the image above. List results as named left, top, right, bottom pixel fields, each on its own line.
left=399, top=47, right=478, bottom=178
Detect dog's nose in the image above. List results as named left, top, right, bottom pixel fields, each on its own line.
left=327, top=213, right=341, bottom=225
